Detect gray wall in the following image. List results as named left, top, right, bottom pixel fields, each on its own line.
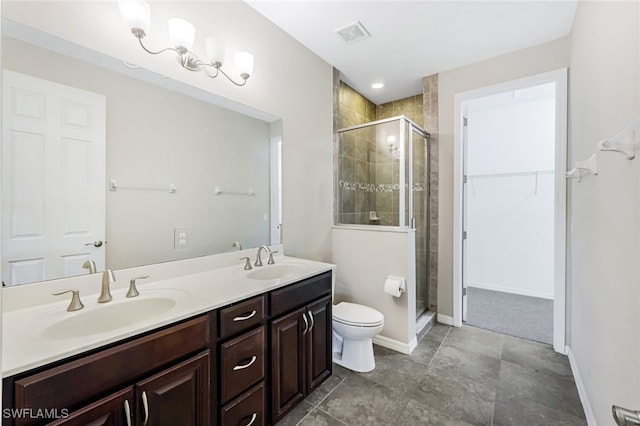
left=437, top=37, right=571, bottom=317
left=569, top=1, right=639, bottom=422
left=3, top=37, right=271, bottom=269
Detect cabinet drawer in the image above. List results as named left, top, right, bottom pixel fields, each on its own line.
left=270, top=272, right=332, bottom=317
left=220, top=326, right=265, bottom=404
left=219, top=295, right=265, bottom=339
left=221, top=382, right=265, bottom=426
left=14, top=315, right=210, bottom=419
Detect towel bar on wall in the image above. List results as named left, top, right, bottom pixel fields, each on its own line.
left=109, top=179, right=177, bottom=193
left=214, top=186, right=255, bottom=196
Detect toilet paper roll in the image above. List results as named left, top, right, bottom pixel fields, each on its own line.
left=384, top=276, right=405, bottom=297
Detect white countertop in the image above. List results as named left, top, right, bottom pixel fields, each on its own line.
left=2, top=255, right=334, bottom=377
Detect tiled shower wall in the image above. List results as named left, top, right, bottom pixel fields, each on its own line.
left=423, top=75, right=439, bottom=312
left=333, top=72, right=439, bottom=312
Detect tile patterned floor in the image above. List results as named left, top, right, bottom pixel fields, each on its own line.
left=278, top=324, right=587, bottom=426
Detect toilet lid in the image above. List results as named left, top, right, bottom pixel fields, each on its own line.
left=333, top=302, right=384, bottom=326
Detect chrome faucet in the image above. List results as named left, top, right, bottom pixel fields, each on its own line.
left=254, top=245, right=271, bottom=267
left=232, top=241, right=243, bottom=251
left=82, top=260, right=97, bottom=274
left=98, top=269, right=115, bottom=303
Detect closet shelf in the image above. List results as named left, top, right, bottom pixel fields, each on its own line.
left=597, top=120, right=640, bottom=160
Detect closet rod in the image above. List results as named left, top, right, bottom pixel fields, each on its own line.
left=467, top=170, right=554, bottom=179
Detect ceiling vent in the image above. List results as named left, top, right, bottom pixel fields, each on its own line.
left=334, top=21, right=371, bottom=44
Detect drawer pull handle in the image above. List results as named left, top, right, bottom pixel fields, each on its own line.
left=142, top=391, right=149, bottom=426
left=233, top=310, right=257, bottom=321
left=308, top=310, right=315, bottom=332
left=233, top=355, right=257, bottom=371
left=242, top=413, right=258, bottom=426
left=302, top=312, right=309, bottom=335
left=124, top=400, right=132, bottom=426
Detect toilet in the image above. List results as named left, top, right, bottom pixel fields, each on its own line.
left=332, top=302, right=384, bottom=373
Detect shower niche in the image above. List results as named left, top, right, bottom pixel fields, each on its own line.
left=336, top=115, right=431, bottom=316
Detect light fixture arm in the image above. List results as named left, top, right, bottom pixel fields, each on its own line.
left=205, top=63, right=248, bottom=87
left=136, top=36, right=179, bottom=57
left=132, top=30, right=249, bottom=86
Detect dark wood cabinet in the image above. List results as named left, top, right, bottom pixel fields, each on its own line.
left=270, top=308, right=307, bottom=422
left=220, top=326, right=266, bottom=405
left=4, top=314, right=214, bottom=426
left=221, top=382, right=266, bottom=426
left=306, top=295, right=333, bottom=393
left=269, top=272, right=333, bottom=424
left=47, top=387, right=133, bottom=426
left=46, top=351, right=210, bottom=426
left=135, top=351, right=210, bottom=426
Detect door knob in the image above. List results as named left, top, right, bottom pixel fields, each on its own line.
left=613, top=405, right=640, bottom=426
left=84, top=240, right=104, bottom=247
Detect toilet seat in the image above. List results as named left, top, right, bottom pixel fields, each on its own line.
left=333, top=302, right=384, bottom=327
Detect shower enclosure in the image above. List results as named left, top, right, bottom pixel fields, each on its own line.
left=336, top=116, right=431, bottom=316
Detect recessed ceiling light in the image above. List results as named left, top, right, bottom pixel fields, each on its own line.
left=371, top=82, right=384, bottom=89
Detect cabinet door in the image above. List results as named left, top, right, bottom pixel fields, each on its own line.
left=135, top=351, right=210, bottom=426
left=270, top=308, right=306, bottom=424
left=47, top=387, right=134, bottom=426
left=306, top=295, right=333, bottom=394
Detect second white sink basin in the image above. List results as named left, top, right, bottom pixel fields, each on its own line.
left=247, top=264, right=305, bottom=280
left=42, top=297, right=177, bottom=340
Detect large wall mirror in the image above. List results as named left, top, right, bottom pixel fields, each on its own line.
left=1, top=15, right=283, bottom=287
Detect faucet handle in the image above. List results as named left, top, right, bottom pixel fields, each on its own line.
left=240, top=257, right=252, bottom=270
left=52, top=289, right=84, bottom=312
left=267, top=250, right=279, bottom=265
left=127, top=275, right=149, bottom=298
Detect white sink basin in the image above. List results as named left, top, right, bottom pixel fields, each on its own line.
left=247, top=264, right=305, bottom=280
left=42, top=297, right=176, bottom=340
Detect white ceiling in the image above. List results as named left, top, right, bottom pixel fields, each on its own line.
left=246, top=1, right=578, bottom=105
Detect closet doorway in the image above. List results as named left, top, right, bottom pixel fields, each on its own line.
left=453, top=70, right=567, bottom=351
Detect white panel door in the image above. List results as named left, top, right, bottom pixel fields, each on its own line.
left=2, top=70, right=106, bottom=286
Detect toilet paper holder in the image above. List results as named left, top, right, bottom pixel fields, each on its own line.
left=385, top=276, right=406, bottom=297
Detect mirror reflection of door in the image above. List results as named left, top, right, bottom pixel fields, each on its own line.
left=2, top=71, right=106, bottom=286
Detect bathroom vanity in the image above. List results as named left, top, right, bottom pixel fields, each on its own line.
left=1, top=253, right=334, bottom=426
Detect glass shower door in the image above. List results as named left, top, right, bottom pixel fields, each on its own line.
left=412, top=127, right=429, bottom=316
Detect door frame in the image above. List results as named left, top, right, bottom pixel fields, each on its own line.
left=452, top=68, right=568, bottom=353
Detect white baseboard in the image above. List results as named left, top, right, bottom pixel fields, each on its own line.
left=566, top=346, right=597, bottom=425
left=466, top=281, right=553, bottom=300
left=437, top=314, right=454, bottom=326
left=373, top=335, right=417, bottom=355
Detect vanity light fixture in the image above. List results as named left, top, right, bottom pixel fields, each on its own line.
left=118, top=0, right=254, bottom=86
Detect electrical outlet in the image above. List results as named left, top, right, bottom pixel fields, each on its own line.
left=174, top=226, right=191, bottom=250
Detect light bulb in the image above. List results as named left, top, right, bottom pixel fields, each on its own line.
left=233, top=51, right=254, bottom=79
left=205, top=37, right=226, bottom=65
left=168, top=18, right=195, bottom=52
left=118, top=0, right=150, bottom=36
